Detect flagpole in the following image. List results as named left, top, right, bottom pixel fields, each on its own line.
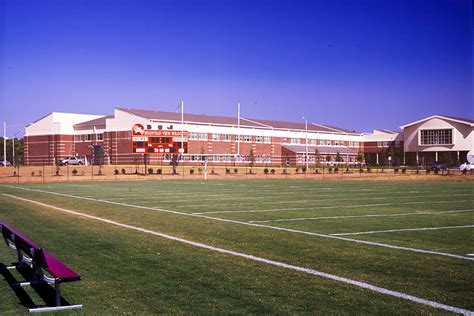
left=237, top=103, right=240, bottom=156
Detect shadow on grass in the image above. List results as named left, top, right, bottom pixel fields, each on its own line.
left=0, top=262, right=71, bottom=309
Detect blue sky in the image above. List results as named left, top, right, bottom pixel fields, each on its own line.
left=0, top=0, right=472, bottom=135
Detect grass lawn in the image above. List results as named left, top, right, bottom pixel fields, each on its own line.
left=0, top=180, right=472, bottom=314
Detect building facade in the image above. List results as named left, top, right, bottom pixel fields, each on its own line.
left=23, top=108, right=473, bottom=167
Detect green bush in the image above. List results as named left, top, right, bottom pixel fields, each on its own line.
left=270, top=169, right=275, bottom=174
left=264, top=168, right=269, bottom=174
left=190, top=169, right=195, bottom=174
left=148, top=168, right=154, bottom=174
left=156, top=169, right=162, bottom=174
left=72, top=169, right=78, bottom=176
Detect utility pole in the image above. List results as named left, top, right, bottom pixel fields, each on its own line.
left=303, top=117, right=308, bottom=170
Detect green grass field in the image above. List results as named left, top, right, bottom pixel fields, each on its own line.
left=0, top=180, right=472, bottom=314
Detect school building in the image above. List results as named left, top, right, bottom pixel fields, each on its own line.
left=23, top=108, right=473, bottom=167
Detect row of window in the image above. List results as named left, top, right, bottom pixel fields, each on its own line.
left=74, top=134, right=104, bottom=142
left=163, top=154, right=272, bottom=163
left=189, top=132, right=360, bottom=146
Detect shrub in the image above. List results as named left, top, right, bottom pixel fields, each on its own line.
left=148, top=168, right=154, bottom=174
left=156, top=169, right=162, bottom=175
left=264, top=168, right=269, bottom=174
left=366, top=167, right=371, bottom=173
left=114, top=169, right=119, bottom=175
left=295, top=168, right=299, bottom=173
left=302, top=167, right=307, bottom=173
left=234, top=168, right=238, bottom=173
left=31, top=171, right=35, bottom=176
left=346, top=168, right=350, bottom=173
left=328, top=167, right=333, bottom=173
left=401, top=168, right=407, bottom=173
left=394, top=167, right=399, bottom=173
left=282, top=169, right=287, bottom=174
left=226, top=168, right=230, bottom=174
left=270, top=169, right=275, bottom=174
left=121, top=168, right=126, bottom=175
left=190, top=169, right=195, bottom=174
left=72, top=169, right=78, bottom=176
left=334, top=167, right=339, bottom=173
left=211, top=168, right=216, bottom=174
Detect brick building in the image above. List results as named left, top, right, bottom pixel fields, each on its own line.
left=24, top=107, right=365, bottom=166
left=24, top=108, right=473, bottom=167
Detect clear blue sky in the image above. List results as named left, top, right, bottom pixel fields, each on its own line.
left=0, top=0, right=472, bottom=135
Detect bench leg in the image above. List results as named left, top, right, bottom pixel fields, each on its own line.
left=55, top=281, right=61, bottom=307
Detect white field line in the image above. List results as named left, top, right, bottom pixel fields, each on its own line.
left=192, top=200, right=474, bottom=215
left=3, top=194, right=473, bottom=316
left=175, top=193, right=472, bottom=209
left=330, top=225, right=474, bottom=236
left=1, top=185, right=473, bottom=261
left=249, top=209, right=474, bottom=223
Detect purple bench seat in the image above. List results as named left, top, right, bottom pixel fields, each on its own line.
left=1, top=222, right=82, bottom=311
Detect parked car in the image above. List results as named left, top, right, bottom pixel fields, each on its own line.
left=58, top=156, right=85, bottom=166
left=0, top=160, right=11, bottom=167
left=430, top=162, right=448, bottom=171
left=459, top=163, right=473, bottom=171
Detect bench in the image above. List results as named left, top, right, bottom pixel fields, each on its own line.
left=0, top=222, right=82, bottom=312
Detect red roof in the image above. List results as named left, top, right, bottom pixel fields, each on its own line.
left=117, top=107, right=356, bottom=134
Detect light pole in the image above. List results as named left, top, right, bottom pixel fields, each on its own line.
left=3, top=122, right=6, bottom=166
left=303, top=117, right=308, bottom=170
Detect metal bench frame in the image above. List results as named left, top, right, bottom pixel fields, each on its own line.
left=1, top=225, right=82, bottom=313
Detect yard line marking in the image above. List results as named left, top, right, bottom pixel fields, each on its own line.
left=249, top=209, right=474, bottom=223
left=3, top=194, right=473, bottom=316
left=2, top=185, right=473, bottom=261
left=193, top=200, right=474, bottom=215
left=178, top=193, right=472, bottom=209
left=330, top=225, right=474, bottom=236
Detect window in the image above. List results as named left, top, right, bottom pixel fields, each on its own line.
left=74, top=135, right=82, bottom=142
left=190, top=132, right=198, bottom=140
left=223, top=134, right=231, bottom=141
left=212, top=133, right=220, bottom=141
left=147, top=124, right=152, bottom=130
left=377, top=141, right=388, bottom=148
left=308, top=139, right=316, bottom=145
left=97, top=133, right=104, bottom=141
left=256, top=136, right=263, bottom=143
left=264, top=136, right=271, bottom=143
left=244, top=135, right=252, bottom=142
left=290, top=138, right=301, bottom=145
left=199, top=133, right=208, bottom=140
left=85, top=134, right=92, bottom=141
left=282, top=138, right=288, bottom=144
left=420, top=129, right=452, bottom=145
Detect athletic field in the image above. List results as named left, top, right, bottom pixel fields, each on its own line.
left=0, top=180, right=473, bottom=314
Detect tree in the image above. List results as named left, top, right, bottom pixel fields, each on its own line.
left=170, top=154, right=180, bottom=174
left=356, top=151, right=364, bottom=167
left=335, top=151, right=343, bottom=163
left=325, top=155, right=332, bottom=162
left=314, top=148, right=321, bottom=167
left=0, top=137, right=24, bottom=165
left=248, top=149, right=255, bottom=173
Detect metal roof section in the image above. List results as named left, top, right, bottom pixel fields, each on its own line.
left=26, top=112, right=105, bottom=136
left=400, top=115, right=474, bottom=129
left=117, top=107, right=358, bottom=135
left=74, top=115, right=113, bottom=130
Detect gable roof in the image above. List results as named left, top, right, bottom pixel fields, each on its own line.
left=117, top=107, right=357, bottom=134
left=400, top=115, right=474, bottom=129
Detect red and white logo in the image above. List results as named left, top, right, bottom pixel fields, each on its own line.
left=132, top=124, right=145, bottom=135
